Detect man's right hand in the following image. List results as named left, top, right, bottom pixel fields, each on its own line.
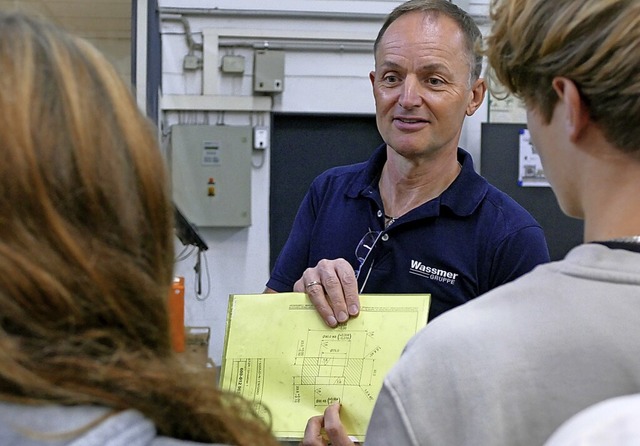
left=293, top=259, right=360, bottom=327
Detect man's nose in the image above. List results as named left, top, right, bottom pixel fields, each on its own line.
left=398, top=76, right=422, bottom=109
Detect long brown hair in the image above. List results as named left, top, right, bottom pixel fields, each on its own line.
left=0, top=11, right=279, bottom=445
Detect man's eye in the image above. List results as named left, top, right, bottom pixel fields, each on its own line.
left=383, top=75, right=399, bottom=83
left=427, top=78, right=444, bottom=86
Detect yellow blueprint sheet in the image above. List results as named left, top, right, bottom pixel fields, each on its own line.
left=219, top=292, right=430, bottom=441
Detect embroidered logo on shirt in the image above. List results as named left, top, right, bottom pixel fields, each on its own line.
left=409, top=260, right=458, bottom=285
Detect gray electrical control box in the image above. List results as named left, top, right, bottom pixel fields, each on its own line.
left=253, top=49, right=285, bottom=93
left=221, top=55, right=245, bottom=74
left=171, top=125, right=252, bottom=227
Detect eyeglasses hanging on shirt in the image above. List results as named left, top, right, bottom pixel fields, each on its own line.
left=355, top=229, right=387, bottom=293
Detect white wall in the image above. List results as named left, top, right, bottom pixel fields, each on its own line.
left=157, top=0, right=489, bottom=365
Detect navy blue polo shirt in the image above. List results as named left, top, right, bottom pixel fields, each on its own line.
left=267, top=144, right=550, bottom=320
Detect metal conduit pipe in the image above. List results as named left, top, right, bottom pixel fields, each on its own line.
left=158, top=6, right=487, bottom=23
left=217, top=39, right=373, bottom=53
left=159, top=7, right=388, bottom=21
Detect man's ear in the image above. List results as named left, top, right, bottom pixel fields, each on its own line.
left=552, top=77, right=589, bottom=143
left=466, top=78, right=487, bottom=116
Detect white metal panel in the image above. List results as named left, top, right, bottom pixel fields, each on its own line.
left=171, top=125, right=253, bottom=227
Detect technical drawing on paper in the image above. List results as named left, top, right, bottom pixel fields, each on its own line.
left=219, top=293, right=430, bottom=440
left=225, top=327, right=382, bottom=409
left=292, top=328, right=381, bottom=407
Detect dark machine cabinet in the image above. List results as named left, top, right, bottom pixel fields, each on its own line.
left=481, top=123, right=583, bottom=261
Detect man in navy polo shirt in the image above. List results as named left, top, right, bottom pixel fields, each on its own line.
left=265, top=0, right=549, bottom=327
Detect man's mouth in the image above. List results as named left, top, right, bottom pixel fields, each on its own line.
left=393, top=117, right=430, bottom=129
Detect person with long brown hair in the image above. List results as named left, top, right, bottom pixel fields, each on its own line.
left=0, top=11, right=280, bottom=446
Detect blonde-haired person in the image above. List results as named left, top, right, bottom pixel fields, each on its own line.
left=303, top=0, right=640, bottom=445
left=0, top=11, right=280, bottom=446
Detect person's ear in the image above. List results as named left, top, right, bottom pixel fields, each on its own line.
left=369, top=70, right=376, bottom=87
left=466, top=78, right=487, bottom=116
left=552, top=77, right=589, bottom=143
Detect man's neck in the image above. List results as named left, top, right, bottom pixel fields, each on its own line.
left=580, top=150, right=640, bottom=243
left=379, top=147, right=461, bottom=218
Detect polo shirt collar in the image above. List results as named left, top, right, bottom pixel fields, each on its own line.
left=346, top=144, right=488, bottom=217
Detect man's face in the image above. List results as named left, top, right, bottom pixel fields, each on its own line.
left=370, top=11, right=484, bottom=161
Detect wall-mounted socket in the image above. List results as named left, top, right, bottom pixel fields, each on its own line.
left=253, top=126, right=269, bottom=150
